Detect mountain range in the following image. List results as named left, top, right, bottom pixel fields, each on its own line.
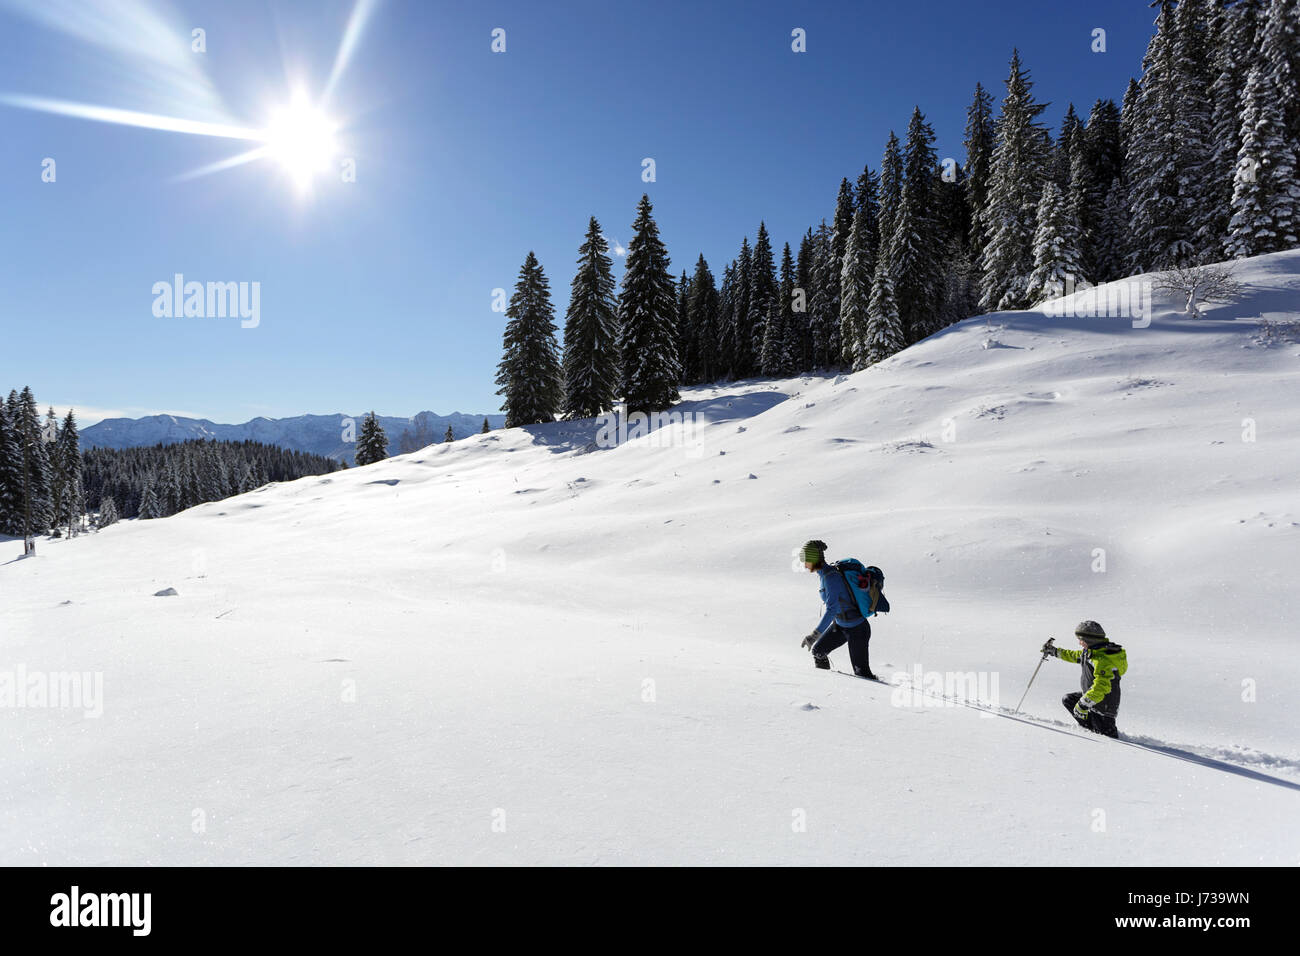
left=81, top=411, right=506, bottom=464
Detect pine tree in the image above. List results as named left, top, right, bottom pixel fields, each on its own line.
left=793, top=229, right=816, bottom=369
left=481, top=417, right=491, bottom=434
left=496, top=250, right=562, bottom=427
left=864, top=254, right=905, bottom=367
left=808, top=221, right=836, bottom=367
left=1206, top=0, right=1264, bottom=261
left=1226, top=66, right=1300, bottom=257
left=444, top=425, right=454, bottom=443
left=0, top=404, right=23, bottom=535
left=1026, top=182, right=1086, bottom=304
left=731, top=238, right=754, bottom=376
left=891, top=106, right=945, bottom=342
left=12, top=387, right=53, bottom=537
left=879, top=133, right=904, bottom=255
left=676, top=270, right=693, bottom=384
left=760, top=298, right=786, bottom=376
left=686, top=255, right=719, bottom=382
left=618, top=194, right=681, bottom=412
left=1095, top=178, right=1131, bottom=282
left=1083, top=99, right=1124, bottom=278
left=138, top=478, right=160, bottom=519
left=980, top=49, right=1052, bottom=310
left=777, top=242, right=800, bottom=375
left=749, top=222, right=778, bottom=364
left=561, top=217, right=620, bottom=420
left=96, top=495, right=119, bottom=529
left=56, top=409, right=83, bottom=536
left=839, top=203, right=873, bottom=366
left=964, top=82, right=997, bottom=264
left=1126, top=1, right=1213, bottom=269
left=1055, top=104, right=1083, bottom=188
left=1261, top=0, right=1300, bottom=152
left=355, top=412, right=388, bottom=465
left=716, top=262, right=738, bottom=377
left=826, top=178, right=856, bottom=364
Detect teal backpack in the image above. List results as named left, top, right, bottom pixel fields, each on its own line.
left=832, top=559, right=890, bottom=618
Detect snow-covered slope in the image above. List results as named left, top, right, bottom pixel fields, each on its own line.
left=82, top=410, right=506, bottom=464
left=4, top=252, right=1299, bottom=865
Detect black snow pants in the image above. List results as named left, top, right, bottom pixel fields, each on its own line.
left=813, top=619, right=873, bottom=677
left=1063, top=692, right=1119, bottom=738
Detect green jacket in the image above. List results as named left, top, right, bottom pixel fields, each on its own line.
left=1057, top=643, right=1127, bottom=715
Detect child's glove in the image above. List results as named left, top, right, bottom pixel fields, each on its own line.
left=1073, top=698, right=1093, bottom=722
left=1040, top=641, right=1057, bottom=657
left=801, top=631, right=820, bottom=649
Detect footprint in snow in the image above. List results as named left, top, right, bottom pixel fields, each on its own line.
left=154, top=587, right=179, bottom=597
left=797, top=702, right=820, bottom=711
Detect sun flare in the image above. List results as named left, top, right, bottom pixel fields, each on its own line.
left=263, top=93, right=338, bottom=192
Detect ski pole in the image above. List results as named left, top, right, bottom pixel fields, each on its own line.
left=1013, top=638, right=1054, bottom=714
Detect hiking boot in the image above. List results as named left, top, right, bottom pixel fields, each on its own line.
left=813, top=654, right=830, bottom=670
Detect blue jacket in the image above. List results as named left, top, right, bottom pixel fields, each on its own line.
left=814, top=563, right=864, bottom=634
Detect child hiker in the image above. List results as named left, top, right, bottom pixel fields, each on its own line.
left=1041, top=621, right=1127, bottom=738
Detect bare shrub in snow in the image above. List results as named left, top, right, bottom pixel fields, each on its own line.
left=1154, top=264, right=1243, bottom=317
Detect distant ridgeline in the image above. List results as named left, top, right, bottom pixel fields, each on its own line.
left=83, top=439, right=342, bottom=520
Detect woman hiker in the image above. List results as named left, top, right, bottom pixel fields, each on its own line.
left=798, top=539, right=877, bottom=680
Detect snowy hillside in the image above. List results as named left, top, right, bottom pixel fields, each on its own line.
left=82, top=410, right=506, bottom=464
left=4, top=252, right=1300, bottom=865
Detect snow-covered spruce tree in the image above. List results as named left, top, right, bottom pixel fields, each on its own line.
left=45, top=407, right=64, bottom=529
left=1066, top=134, right=1097, bottom=284
left=444, top=425, right=454, bottom=443
left=481, top=417, right=490, bottom=433
left=0, top=403, right=23, bottom=535
left=1203, top=1, right=1263, bottom=261
left=964, top=82, right=996, bottom=264
left=138, top=478, right=160, bottom=519
left=1226, top=67, right=1300, bottom=258
left=891, top=106, right=945, bottom=343
left=777, top=241, right=800, bottom=375
left=1172, top=0, right=1218, bottom=262
left=354, top=411, right=389, bottom=465
left=1261, top=0, right=1300, bottom=154
left=715, top=262, right=738, bottom=378
left=807, top=221, right=835, bottom=367
left=1055, top=104, right=1083, bottom=189
left=618, top=194, right=681, bottom=413
left=674, top=271, right=692, bottom=384
left=561, top=217, right=620, bottom=420
left=980, top=49, right=1051, bottom=311
left=854, top=165, right=882, bottom=267
left=56, top=410, right=83, bottom=536
left=1094, top=178, right=1131, bottom=283
left=1083, top=100, right=1124, bottom=280
left=759, top=298, right=786, bottom=377
left=687, top=254, right=719, bottom=383
left=839, top=203, right=873, bottom=368
left=878, top=133, right=904, bottom=258
left=1026, top=182, right=1086, bottom=304
left=1125, top=1, right=1213, bottom=270
left=824, top=179, right=856, bottom=366
left=496, top=250, right=562, bottom=427
left=12, top=387, right=53, bottom=535
left=864, top=253, right=906, bottom=367
left=96, top=495, right=118, bottom=529
left=793, top=228, right=817, bottom=370
left=731, top=237, right=754, bottom=376
left=748, top=222, right=778, bottom=365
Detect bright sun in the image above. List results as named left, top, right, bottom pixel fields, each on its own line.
left=264, top=93, right=337, bottom=192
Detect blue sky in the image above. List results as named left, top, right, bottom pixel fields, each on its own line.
left=0, top=0, right=1158, bottom=426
